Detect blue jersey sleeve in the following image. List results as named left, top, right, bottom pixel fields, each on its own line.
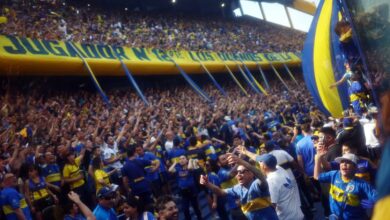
left=225, top=185, right=239, bottom=198
left=318, top=170, right=337, bottom=183
left=360, top=181, right=378, bottom=202
left=208, top=173, right=220, bottom=186
left=6, top=190, right=21, bottom=209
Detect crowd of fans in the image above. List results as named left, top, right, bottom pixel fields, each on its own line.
left=0, top=0, right=305, bottom=53
left=0, top=74, right=383, bottom=220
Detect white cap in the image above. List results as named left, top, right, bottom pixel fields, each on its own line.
left=335, top=153, right=358, bottom=165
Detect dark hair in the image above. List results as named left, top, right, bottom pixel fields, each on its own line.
left=124, top=195, right=144, bottom=213
left=127, top=145, right=137, bottom=157
left=92, top=157, right=102, bottom=170
left=189, top=136, right=197, bottom=146
left=334, top=20, right=350, bottom=36
left=302, top=123, right=311, bottom=133
left=320, top=127, right=336, bottom=138
left=155, top=195, right=175, bottom=212
left=295, top=125, right=302, bottom=135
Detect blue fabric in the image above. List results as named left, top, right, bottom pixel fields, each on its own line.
left=41, top=164, right=61, bottom=186
left=226, top=179, right=278, bottom=220
left=218, top=167, right=239, bottom=209
left=121, top=158, right=151, bottom=194
left=296, top=136, right=316, bottom=176
left=167, top=148, right=186, bottom=164
left=174, top=164, right=196, bottom=190
left=301, top=0, right=331, bottom=116
left=93, top=204, right=118, bottom=220
left=0, top=187, right=32, bottom=220
left=138, top=152, right=159, bottom=181
left=318, top=170, right=377, bottom=220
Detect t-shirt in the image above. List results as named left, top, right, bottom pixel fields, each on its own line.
left=269, top=149, right=295, bottom=182
left=138, top=152, right=159, bottom=182
left=63, top=156, right=85, bottom=189
left=0, top=187, right=32, bottom=220
left=121, top=158, right=151, bottom=195
left=102, top=147, right=123, bottom=170
left=94, top=169, right=110, bottom=193
left=93, top=204, right=118, bottom=220
left=267, top=167, right=304, bottom=220
left=318, top=170, right=377, bottom=220
left=41, top=163, right=61, bottom=187
left=173, top=164, right=196, bottom=190
left=218, top=166, right=239, bottom=209
left=167, top=148, right=186, bottom=164
left=296, top=135, right=316, bottom=176
left=225, top=179, right=278, bottom=220
left=359, top=119, right=380, bottom=149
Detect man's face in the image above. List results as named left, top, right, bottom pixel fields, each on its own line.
left=340, top=160, right=356, bottom=178
left=135, top=146, right=144, bottom=156
left=236, top=165, right=254, bottom=186
left=218, top=154, right=228, bottom=166
left=159, top=201, right=179, bottom=220
left=179, top=156, right=187, bottom=166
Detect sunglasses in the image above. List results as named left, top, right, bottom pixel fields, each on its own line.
left=237, top=169, right=249, bottom=175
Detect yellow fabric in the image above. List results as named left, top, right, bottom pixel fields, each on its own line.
left=313, top=0, right=344, bottom=117
left=355, top=173, right=370, bottom=183
left=340, top=29, right=352, bottom=42
left=31, top=188, right=49, bottom=201
left=350, top=92, right=367, bottom=102
left=220, top=177, right=238, bottom=189
left=19, top=128, right=27, bottom=138
left=329, top=184, right=360, bottom=206
left=241, top=197, right=272, bottom=213
left=372, top=195, right=390, bottom=220
left=45, top=173, right=61, bottom=183
left=0, top=16, right=7, bottom=24
left=63, top=156, right=84, bottom=189
left=94, top=169, right=110, bottom=193
left=3, top=198, right=28, bottom=215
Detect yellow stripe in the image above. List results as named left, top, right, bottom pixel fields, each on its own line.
left=32, top=189, right=49, bottom=201
left=313, top=0, right=343, bottom=117
left=350, top=92, right=367, bottom=102
left=220, top=177, right=238, bottom=189
left=355, top=173, right=370, bottom=182
left=241, top=197, right=272, bottom=213
left=329, top=184, right=360, bottom=206
left=373, top=195, right=390, bottom=220
left=3, top=198, right=28, bottom=214
left=46, top=173, right=61, bottom=183
left=224, top=63, right=249, bottom=96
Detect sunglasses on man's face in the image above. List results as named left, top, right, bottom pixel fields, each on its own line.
left=237, top=169, right=249, bottom=175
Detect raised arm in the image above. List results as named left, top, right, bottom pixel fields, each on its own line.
left=199, top=175, right=227, bottom=197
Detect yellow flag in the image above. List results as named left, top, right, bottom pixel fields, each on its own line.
left=0, top=16, right=8, bottom=24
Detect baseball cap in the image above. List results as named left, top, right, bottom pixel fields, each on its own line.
left=97, top=186, right=115, bottom=199
left=255, top=154, right=277, bottom=169
left=335, top=153, right=358, bottom=165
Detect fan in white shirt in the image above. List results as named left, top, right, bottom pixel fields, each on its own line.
left=257, top=154, right=304, bottom=220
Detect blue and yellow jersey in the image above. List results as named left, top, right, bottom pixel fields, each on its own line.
left=218, top=167, right=239, bottom=209
left=330, top=159, right=376, bottom=185
left=225, top=179, right=278, bottom=220
left=63, top=156, right=85, bottom=189
left=28, top=176, right=49, bottom=201
left=204, top=144, right=217, bottom=161
left=41, top=164, right=61, bottom=187
left=174, top=164, right=196, bottom=190
left=138, top=152, right=159, bottom=182
left=186, top=146, right=206, bottom=168
left=168, top=148, right=186, bottom=164
left=0, top=187, right=32, bottom=220
left=318, top=170, right=377, bottom=220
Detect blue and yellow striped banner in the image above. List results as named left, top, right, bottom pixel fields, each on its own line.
left=302, top=0, right=348, bottom=117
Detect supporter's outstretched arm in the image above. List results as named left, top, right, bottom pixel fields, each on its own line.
left=236, top=145, right=257, bottom=161
left=313, top=148, right=326, bottom=180
left=168, top=162, right=177, bottom=173
left=68, top=191, right=96, bottom=220
left=200, top=175, right=227, bottom=197
left=227, top=153, right=267, bottom=184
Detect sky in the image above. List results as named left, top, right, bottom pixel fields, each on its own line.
left=237, top=0, right=321, bottom=32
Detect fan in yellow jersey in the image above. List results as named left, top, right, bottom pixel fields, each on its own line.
left=91, top=156, right=118, bottom=193
left=63, top=148, right=87, bottom=204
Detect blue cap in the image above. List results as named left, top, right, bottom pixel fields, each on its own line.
left=97, top=186, right=115, bottom=199
left=343, top=118, right=353, bottom=128
left=256, top=154, right=277, bottom=169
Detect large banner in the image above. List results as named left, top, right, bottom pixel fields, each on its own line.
left=0, top=35, right=301, bottom=76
